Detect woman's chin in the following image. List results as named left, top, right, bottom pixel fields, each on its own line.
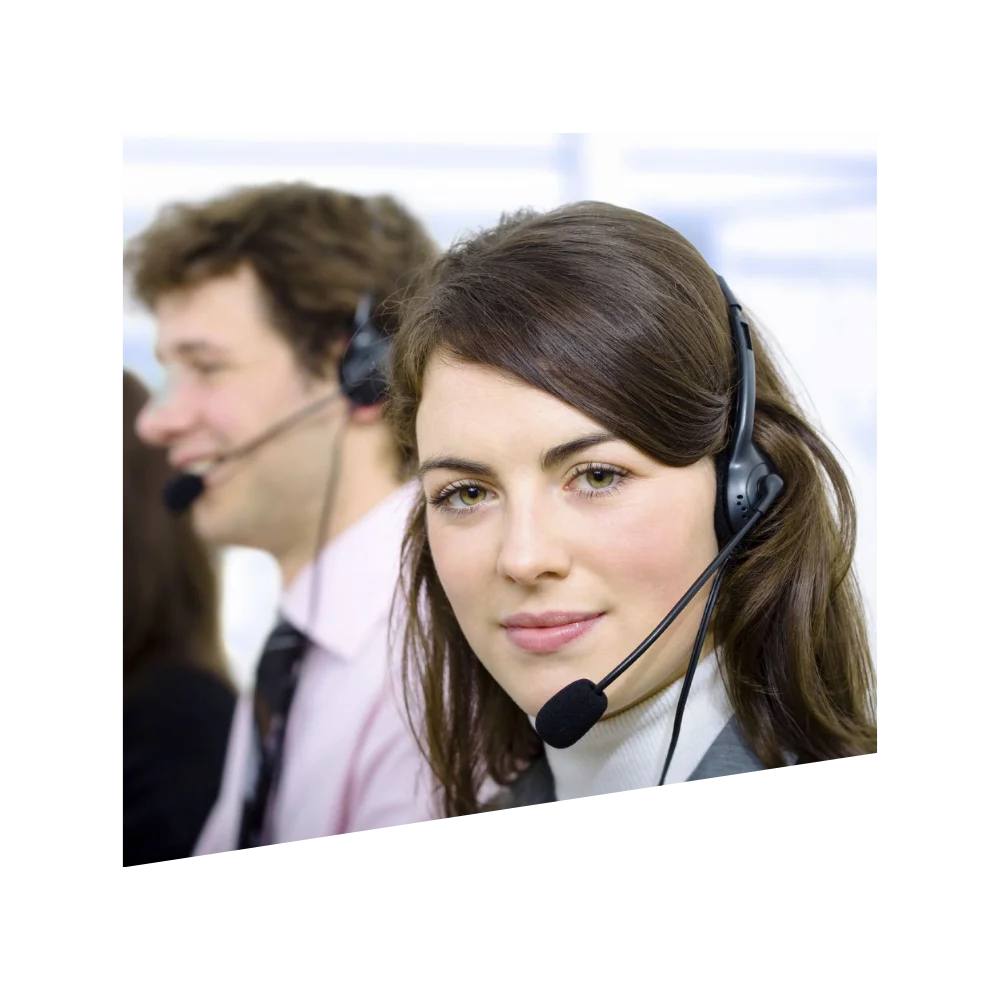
left=479, top=638, right=615, bottom=719
left=503, top=670, right=591, bottom=721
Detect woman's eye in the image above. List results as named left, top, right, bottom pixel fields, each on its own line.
left=582, top=467, right=617, bottom=489
left=446, top=484, right=489, bottom=508
left=571, top=465, right=623, bottom=491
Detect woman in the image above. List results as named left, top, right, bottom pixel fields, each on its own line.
left=387, top=202, right=876, bottom=818
left=124, top=369, right=236, bottom=865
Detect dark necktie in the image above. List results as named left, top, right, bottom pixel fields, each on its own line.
left=237, top=618, right=310, bottom=850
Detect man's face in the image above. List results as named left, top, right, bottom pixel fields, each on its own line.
left=135, top=264, right=342, bottom=556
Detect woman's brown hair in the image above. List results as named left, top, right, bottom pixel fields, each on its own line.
left=124, top=369, right=229, bottom=687
left=386, top=201, right=876, bottom=818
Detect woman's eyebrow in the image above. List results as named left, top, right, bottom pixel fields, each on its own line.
left=417, top=456, right=496, bottom=479
left=540, top=432, right=618, bottom=471
left=417, top=433, right=618, bottom=480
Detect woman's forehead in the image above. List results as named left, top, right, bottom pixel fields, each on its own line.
left=415, top=356, right=641, bottom=475
left=418, top=356, right=601, bottom=431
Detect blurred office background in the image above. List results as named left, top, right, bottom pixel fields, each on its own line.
left=123, top=133, right=876, bottom=691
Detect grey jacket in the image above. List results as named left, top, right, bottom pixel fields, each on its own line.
left=493, top=715, right=767, bottom=810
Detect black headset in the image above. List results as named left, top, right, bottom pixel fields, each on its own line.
left=712, top=273, right=779, bottom=546
left=339, top=293, right=392, bottom=408
left=652, top=274, right=783, bottom=782
left=162, top=292, right=393, bottom=513
left=534, top=273, right=784, bottom=763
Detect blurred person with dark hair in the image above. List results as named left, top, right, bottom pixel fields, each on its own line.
left=124, top=369, right=236, bottom=866
left=125, top=183, right=438, bottom=852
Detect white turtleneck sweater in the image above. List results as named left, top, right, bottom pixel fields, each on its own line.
left=540, top=648, right=734, bottom=800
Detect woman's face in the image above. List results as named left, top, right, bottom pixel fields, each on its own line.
left=416, top=353, right=720, bottom=718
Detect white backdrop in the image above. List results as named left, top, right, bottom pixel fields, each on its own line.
left=123, top=132, right=876, bottom=691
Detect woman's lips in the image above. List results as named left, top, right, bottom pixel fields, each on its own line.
left=502, top=612, right=605, bottom=654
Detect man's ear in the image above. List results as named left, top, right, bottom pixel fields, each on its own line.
left=308, top=331, right=350, bottom=386
left=329, top=331, right=351, bottom=368
left=350, top=401, right=384, bottom=425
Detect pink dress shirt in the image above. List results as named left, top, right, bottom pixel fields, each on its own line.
left=194, top=483, right=435, bottom=853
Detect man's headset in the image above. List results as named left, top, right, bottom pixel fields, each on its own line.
left=534, top=274, right=784, bottom=782
left=162, top=295, right=391, bottom=513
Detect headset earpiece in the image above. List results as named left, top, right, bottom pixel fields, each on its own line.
left=713, top=274, right=779, bottom=545
left=338, top=294, right=391, bottom=408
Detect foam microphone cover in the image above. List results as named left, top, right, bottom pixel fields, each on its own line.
left=534, top=679, right=608, bottom=749
left=163, top=473, right=206, bottom=513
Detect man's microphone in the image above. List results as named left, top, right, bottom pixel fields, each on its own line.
left=163, top=392, right=342, bottom=513
left=533, top=473, right=784, bottom=749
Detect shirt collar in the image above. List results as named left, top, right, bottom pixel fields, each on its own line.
left=279, top=481, right=419, bottom=663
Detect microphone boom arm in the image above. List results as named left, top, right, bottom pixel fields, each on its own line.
left=220, top=392, right=343, bottom=467
left=594, top=473, right=783, bottom=694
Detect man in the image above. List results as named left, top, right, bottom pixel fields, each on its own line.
left=126, top=183, right=438, bottom=850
